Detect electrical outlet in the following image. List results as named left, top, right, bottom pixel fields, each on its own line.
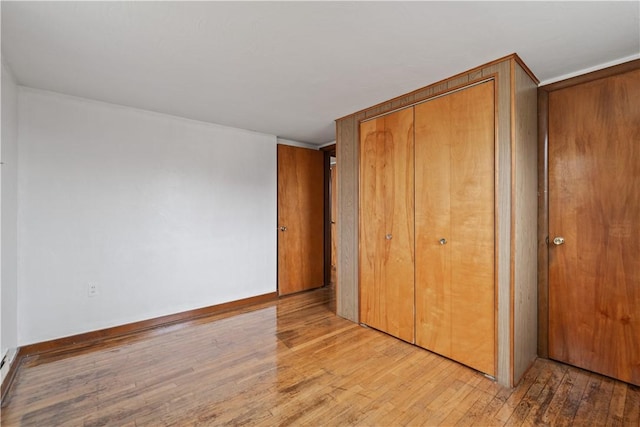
left=88, top=283, right=98, bottom=297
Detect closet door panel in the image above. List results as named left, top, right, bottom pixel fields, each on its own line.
left=449, top=81, right=495, bottom=375
left=359, top=108, right=415, bottom=342
left=414, top=98, right=452, bottom=357
left=415, top=81, right=496, bottom=375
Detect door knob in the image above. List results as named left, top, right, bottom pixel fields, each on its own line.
left=552, top=236, right=565, bottom=245
left=385, top=234, right=393, bottom=240
left=439, top=238, right=447, bottom=245
left=279, top=226, right=287, bottom=232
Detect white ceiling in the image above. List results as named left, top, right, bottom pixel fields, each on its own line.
left=2, top=2, right=639, bottom=145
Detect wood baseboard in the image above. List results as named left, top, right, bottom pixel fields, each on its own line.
left=2, top=292, right=278, bottom=405
left=18, top=292, right=278, bottom=358
left=1, top=348, right=25, bottom=405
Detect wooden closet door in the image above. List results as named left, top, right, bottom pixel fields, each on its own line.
left=548, top=69, right=640, bottom=386
left=414, top=81, right=495, bottom=375
left=359, top=107, right=415, bottom=343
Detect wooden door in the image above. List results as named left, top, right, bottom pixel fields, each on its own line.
left=359, top=107, right=415, bottom=343
left=277, top=144, right=324, bottom=296
left=414, top=81, right=496, bottom=375
left=548, top=69, right=640, bottom=385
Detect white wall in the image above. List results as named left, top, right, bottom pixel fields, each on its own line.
left=17, top=88, right=277, bottom=345
left=1, top=58, right=19, bottom=365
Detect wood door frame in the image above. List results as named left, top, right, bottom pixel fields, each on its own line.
left=322, top=144, right=336, bottom=297
left=537, top=58, right=640, bottom=358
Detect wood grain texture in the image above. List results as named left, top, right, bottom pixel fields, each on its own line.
left=538, top=89, right=550, bottom=359
left=359, top=107, right=415, bottom=343
left=548, top=68, right=640, bottom=386
left=335, top=54, right=532, bottom=124
left=277, top=144, right=324, bottom=295
left=446, top=74, right=470, bottom=90
left=323, top=148, right=335, bottom=290
left=415, top=81, right=495, bottom=376
left=3, top=289, right=637, bottom=426
left=335, top=54, right=538, bottom=387
left=330, top=162, right=337, bottom=288
left=513, top=54, right=540, bottom=85
left=538, top=58, right=640, bottom=363
left=542, top=59, right=640, bottom=93
left=415, top=97, right=452, bottom=359
left=513, top=62, right=539, bottom=384
left=335, top=115, right=359, bottom=322
left=483, top=60, right=513, bottom=386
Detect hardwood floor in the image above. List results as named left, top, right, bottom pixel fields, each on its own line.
left=2, top=288, right=639, bottom=426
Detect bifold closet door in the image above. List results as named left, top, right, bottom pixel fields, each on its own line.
left=359, top=107, right=415, bottom=343
left=414, top=81, right=495, bottom=375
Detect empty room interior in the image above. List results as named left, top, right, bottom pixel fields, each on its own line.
left=1, top=1, right=639, bottom=425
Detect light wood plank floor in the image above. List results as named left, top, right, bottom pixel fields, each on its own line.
left=2, top=288, right=639, bottom=426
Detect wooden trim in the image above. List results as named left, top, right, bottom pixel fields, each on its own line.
left=509, top=58, right=517, bottom=385
left=1, top=348, right=26, bottom=404
left=536, top=58, right=640, bottom=359
left=320, top=143, right=336, bottom=152
left=19, top=292, right=278, bottom=357
left=335, top=115, right=359, bottom=322
left=361, top=77, right=495, bottom=123
left=511, top=62, right=539, bottom=385
left=540, top=59, right=640, bottom=92
left=357, top=118, right=362, bottom=325
left=337, top=54, right=528, bottom=122
left=493, top=75, right=501, bottom=382
left=277, top=144, right=281, bottom=294
left=323, top=147, right=336, bottom=295
left=537, top=89, right=550, bottom=359
left=483, top=60, right=512, bottom=388
left=512, top=54, right=540, bottom=85
left=324, top=150, right=330, bottom=289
